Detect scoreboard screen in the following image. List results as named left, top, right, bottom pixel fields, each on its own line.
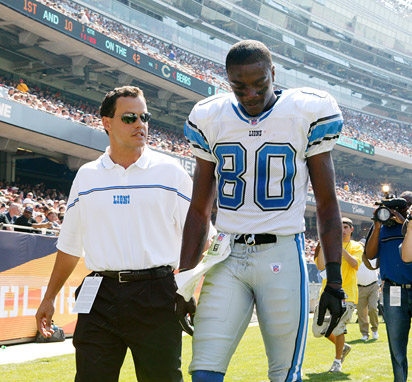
left=3, top=0, right=218, bottom=97
left=337, top=135, right=375, bottom=155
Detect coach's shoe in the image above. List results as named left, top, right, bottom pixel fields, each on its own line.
left=341, top=343, right=352, bottom=364
left=372, top=331, right=379, bottom=340
left=361, top=334, right=369, bottom=341
left=329, top=360, right=342, bottom=373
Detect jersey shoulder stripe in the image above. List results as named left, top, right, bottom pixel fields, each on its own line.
left=184, top=119, right=211, bottom=153
left=307, top=113, right=343, bottom=147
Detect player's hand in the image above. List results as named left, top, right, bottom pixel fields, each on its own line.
left=175, top=293, right=196, bottom=336
left=317, top=285, right=347, bottom=337
left=35, top=298, right=55, bottom=338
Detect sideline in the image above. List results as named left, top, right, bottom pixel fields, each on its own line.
left=0, top=314, right=312, bottom=365
left=0, top=338, right=75, bottom=365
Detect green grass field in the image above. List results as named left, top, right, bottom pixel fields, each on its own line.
left=1, top=319, right=411, bottom=381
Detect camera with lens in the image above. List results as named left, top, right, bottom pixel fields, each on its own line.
left=374, top=197, right=408, bottom=227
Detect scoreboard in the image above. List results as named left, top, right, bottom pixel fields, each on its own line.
left=2, top=0, right=219, bottom=97
left=337, top=135, right=375, bottom=155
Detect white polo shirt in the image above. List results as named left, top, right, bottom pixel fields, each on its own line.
left=357, top=260, right=379, bottom=286
left=57, top=146, right=193, bottom=271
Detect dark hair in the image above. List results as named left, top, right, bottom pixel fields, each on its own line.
left=99, top=86, right=145, bottom=118
left=400, top=191, right=412, bottom=206
left=226, top=40, right=272, bottom=71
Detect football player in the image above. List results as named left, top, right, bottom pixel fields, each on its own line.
left=180, top=40, right=346, bottom=382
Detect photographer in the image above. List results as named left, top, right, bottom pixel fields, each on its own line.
left=401, top=209, right=412, bottom=263
left=365, top=191, right=412, bottom=382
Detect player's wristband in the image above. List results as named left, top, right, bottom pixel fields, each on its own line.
left=325, top=262, right=342, bottom=285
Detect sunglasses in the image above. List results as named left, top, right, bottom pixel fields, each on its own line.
left=116, top=112, right=151, bottom=124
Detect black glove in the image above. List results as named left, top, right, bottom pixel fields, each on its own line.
left=317, top=285, right=347, bottom=337
left=175, top=293, right=196, bottom=336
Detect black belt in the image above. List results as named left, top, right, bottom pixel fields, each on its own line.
left=385, top=279, right=412, bottom=289
left=234, top=234, right=277, bottom=246
left=358, top=281, right=377, bottom=287
left=99, top=265, right=173, bottom=283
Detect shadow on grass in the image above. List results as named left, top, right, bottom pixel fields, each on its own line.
left=346, top=338, right=378, bottom=345
left=347, top=339, right=368, bottom=345
left=304, top=372, right=351, bottom=381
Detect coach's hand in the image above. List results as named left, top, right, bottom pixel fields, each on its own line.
left=35, top=297, right=56, bottom=338
left=175, top=293, right=196, bottom=336
left=317, top=285, right=347, bottom=337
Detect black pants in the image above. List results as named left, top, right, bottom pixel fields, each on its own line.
left=73, top=273, right=183, bottom=382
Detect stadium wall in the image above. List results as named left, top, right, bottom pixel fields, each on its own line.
left=0, top=230, right=89, bottom=344
left=0, top=96, right=108, bottom=154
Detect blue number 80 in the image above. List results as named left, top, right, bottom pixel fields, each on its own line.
left=214, top=143, right=296, bottom=211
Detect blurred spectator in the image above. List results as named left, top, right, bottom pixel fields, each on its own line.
left=16, top=79, right=29, bottom=93
left=4, top=202, right=20, bottom=224
left=14, top=206, right=53, bottom=233
left=79, top=11, right=89, bottom=24
left=42, top=208, right=61, bottom=235
left=0, top=209, right=10, bottom=229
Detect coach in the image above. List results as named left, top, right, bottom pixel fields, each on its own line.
left=36, top=86, right=195, bottom=382
left=365, top=191, right=412, bottom=382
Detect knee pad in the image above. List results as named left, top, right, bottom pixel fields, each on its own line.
left=192, top=370, right=224, bottom=382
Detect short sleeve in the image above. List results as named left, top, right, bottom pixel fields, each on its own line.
left=57, top=174, right=85, bottom=257
left=184, top=104, right=214, bottom=163
left=306, top=92, right=343, bottom=158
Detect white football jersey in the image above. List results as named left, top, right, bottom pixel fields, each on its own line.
left=185, top=88, right=343, bottom=235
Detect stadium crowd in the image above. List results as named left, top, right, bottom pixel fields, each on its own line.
left=0, top=182, right=67, bottom=234
left=37, top=0, right=412, bottom=102
left=1, top=74, right=412, bottom=158
left=1, top=1, right=411, bottom=230
left=37, top=0, right=231, bottom=92
left=1, top=0, right=412, bottom=158
left=0, top=76, right=192, bottom=158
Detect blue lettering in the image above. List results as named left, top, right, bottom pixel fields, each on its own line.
left=113, top=194, right=130, bottom=204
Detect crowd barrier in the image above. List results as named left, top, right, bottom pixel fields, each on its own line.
left=0, top=230, right=89, bottom=344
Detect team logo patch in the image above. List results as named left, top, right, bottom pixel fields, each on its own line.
left=217, top=233, right=225, bottom=241
left=251, top=119, right=258, bottom=126
left=270, top=263, right=281, bottom=274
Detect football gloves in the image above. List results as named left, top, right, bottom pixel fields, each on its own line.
left=317, top=285, right=347, bottom=338
left=175, top=293, right=196, bottom=336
